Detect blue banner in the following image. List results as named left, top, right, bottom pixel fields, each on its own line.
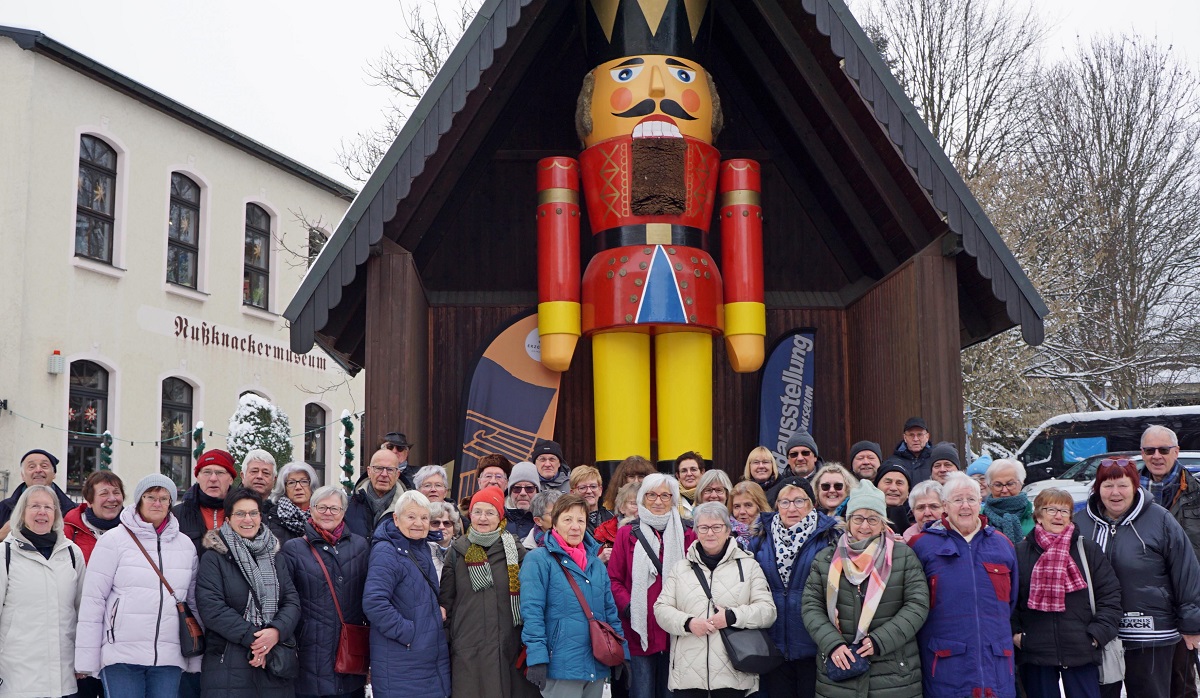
left=758, top=329, right=816, bottom=473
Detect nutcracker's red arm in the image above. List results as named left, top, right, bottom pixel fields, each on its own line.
left=536, top=157, right=581, bottom=372
left=719, top=159, right=766, bottom=373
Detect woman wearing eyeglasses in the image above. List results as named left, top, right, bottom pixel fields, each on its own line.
left=801, top=481, right=929, bottom=698
left=812, top=464, right=857, bottom=518
left=1011, top=488, right=1121, bottom=698
left=196, top=488, right=301, bottom=698
left=653, top=502, right=776, bottom=697
left=414, top=465, right=450, bottom=503
left=278, top=485, right=370, bottom=698
left=1076, top=458, right=1200, bottom=698
left=608, top=474, right=697, bottom=698
left=746, top=478, right=837, bottom=698
left=910, top=472, right=1018, bottom=698
left=742, top=446, right=781, bottom=493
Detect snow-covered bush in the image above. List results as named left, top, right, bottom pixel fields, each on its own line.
left=227, top=393, right=293, bottom=472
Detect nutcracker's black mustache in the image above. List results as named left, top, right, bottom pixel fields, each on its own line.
left=612, top=99, right=697, bottom=120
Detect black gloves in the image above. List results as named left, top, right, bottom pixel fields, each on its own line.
left=526, top=663, right=548, bottom=690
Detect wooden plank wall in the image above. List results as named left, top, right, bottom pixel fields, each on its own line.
left=364, top=248, right=429, bottom=473
left=846, top=257, right=964, bottom=457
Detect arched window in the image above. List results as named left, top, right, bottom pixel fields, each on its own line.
left=167, top=173, right=201, bottom=288
left=161, top=378, right=194, bottom=487
left=304, top=404, right=327, bottom=470
left=244, top=204, right=271, bottom=309
left=76, top=135, right=117, bottom=263
left=67, top=360, right=109, bottom=492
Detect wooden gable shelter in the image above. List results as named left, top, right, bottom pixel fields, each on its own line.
left=286, top=0, right=1046, bottom=473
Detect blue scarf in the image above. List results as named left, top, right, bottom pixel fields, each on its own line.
left=1143, top=463, right=1182, bottom=508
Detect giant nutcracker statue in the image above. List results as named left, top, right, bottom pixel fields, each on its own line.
left=537, top=0, right=765, bottom=472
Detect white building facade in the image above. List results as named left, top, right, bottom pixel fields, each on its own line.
left=0, top=27, right=363, bottom=497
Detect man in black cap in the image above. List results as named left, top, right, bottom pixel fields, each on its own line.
left=0, top=449, right=78, bottom=538
left=379, top=431, right=416, bottom=491
left=883, top=417, right=935, bottom=484
left=848, top=441, right=884, bottom=481
left=531, top=439, right=570, bottom=493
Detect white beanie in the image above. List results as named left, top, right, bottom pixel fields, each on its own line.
left=134, top=474, right=180, bottom=507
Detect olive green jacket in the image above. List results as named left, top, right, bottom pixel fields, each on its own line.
left=801, top=538, right=929, bottom=698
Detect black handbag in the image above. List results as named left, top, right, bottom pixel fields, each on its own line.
left=690, top=561, right=784, bottom=675
left=824, top=642, right=870, bottom=682
left=264, top=640, right=299, bottom=680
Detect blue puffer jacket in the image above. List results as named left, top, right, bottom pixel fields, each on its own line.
left=911, top=517, right=1019, bottom=698
left=519, top=532, right=627, bottom=682
left=746, top=511, right=837, bottom=660
left=278, top=523, right=370, bottom=697
left=363, top=518, right=450, bottom=698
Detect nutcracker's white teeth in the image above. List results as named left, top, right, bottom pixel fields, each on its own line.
left=632, top=121, right=682, bottom=138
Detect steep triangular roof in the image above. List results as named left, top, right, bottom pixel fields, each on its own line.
left=286, top=0, right=1046, bottom=366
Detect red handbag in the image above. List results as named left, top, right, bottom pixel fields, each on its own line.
left=558, top=562, right=625, bottom=667
left=310, top=545, right=371, bottom=675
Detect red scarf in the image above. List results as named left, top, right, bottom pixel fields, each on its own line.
left=1028, top=523, right=1086, bottom=612
left=314, top=520, right=345, bottom=546
left=552, top=530, right=587, bottom=570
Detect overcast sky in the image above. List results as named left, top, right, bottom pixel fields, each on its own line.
left=2, top=0, right=1196, bottom=188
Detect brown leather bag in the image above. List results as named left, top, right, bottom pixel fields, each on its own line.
left=123, top=525, right=205, bottom=657
left=558, top=561, right=626, bottom=667
left=309, top=544, right=370, bottom=675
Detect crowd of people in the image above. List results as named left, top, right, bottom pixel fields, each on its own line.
left=1, top=420, right=1199, bottom=698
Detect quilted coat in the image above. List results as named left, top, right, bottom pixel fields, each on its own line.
left=75, top=507, right=199, bottom=675
left=653, top=539, right=777, bottom=692
left=746, top=511, right=839, bottom=661
left=363, top=518, right=450, bottom=698
left=520, top=531, right=627, bottom=682
left=277, top=522, right=369, bottom=697
left=62, top=503, right=103, bottom=563
left=802, top=538, right=929, bottom=698
left=0, top=528, right=85, bottom=698
left=195, top=529, right=301, bottom=698
left=910, top=518, right=1019, bottom=698
left=439, top=532, right=539, bottom=698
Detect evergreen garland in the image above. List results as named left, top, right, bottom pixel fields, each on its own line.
left=339, top=410, right=355, bottom=492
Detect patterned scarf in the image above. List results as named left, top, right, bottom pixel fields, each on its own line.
left=1029, top=523, right=1086, bottom=612
left=631, top=505, right=686, bottom=650
left=271, top=497, right=309, bottom=536
left=311, top=519, right=345, bottom=546
left=772, top=510, right=818, bottom=587
left=1143, top=463, right=1182, bottom=508
left=218, top=522, right=280, bottom=625
left=827, top=532, right=893, bottom=643
left=465, top=525, right=522, bottom=626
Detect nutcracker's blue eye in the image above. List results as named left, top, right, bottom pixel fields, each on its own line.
left=611, top=66, right=643, bottom=82
left=674, top=68, right=696, bottom=83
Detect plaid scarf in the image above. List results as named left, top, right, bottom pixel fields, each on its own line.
left=464, top=525, right=522, bottom=626
left=1143, top=463, right=1183, bottom=508
left=1029, top=523, right=1086, bottom=612
left=826, top=532, right=893, bottom=643
left=218, top=522, right=280, bottom=625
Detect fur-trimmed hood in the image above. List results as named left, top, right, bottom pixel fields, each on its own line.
left=201, top=528, right=280, bottom=556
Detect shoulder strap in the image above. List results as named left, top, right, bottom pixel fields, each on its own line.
left=558, top=560, right=597, bottom=620
left=124, top=525, right=177, bottom=597
left=737, top=557, right=744, bottom=583
left=690, top=561, right=714, bottom=600
left=631, top=525, right=663, bottom=575
left=69, top=546, right=76, bottom=570
left=308, top=543, right=346, bottom=625
left=5, top=541, right=9, bottom=574
left=1077, top=536, right=1095, bottom=615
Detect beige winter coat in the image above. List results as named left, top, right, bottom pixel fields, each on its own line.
left=654, top=539, right=777, bottom=693
left=0, top=529, right=86, bottom=697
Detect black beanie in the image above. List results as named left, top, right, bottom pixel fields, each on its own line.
left=929, top=441, right=961, bottom=469
left=20, top=449, right=59, bottom=472
left=848, top=440, right=883, bottom=463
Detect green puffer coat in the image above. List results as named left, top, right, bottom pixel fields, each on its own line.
left=801, top=537, right=929, bottom=698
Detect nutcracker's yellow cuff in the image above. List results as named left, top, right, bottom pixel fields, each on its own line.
left=723, top=301, right=766, bottom=336
left=538, top=301, right=581, bottom=337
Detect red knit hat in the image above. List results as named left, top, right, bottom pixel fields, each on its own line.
left=469, top=486, right=506, bottom=517
left=194, top=449, right=237, bottom=478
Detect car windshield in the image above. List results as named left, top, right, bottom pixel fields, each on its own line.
left=1061, top=454, right=1141, bottom=481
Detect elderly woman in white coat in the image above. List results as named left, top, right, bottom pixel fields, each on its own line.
left=654, top=502, right=777, bottom=698
left=76, top=474, right=200, bottom=696
left=0, top=484, right=87, bottom=697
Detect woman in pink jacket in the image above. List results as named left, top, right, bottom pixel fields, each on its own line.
left=75, top=474, right=200, bottom=696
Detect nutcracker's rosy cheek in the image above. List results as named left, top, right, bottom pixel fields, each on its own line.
left=682, top=89, right=700, bottom=113
left=610, top=87, right=633, bottom=113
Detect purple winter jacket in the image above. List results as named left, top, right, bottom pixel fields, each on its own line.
left=75, top=506, right=199, bottom=674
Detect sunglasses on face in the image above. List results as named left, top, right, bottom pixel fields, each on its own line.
left=1141, top=446, right=1175, bottom=455
left=788, top=449, right=813, bottom=458
left=510, top=485, right=537, bottom=494
left=819, top=481, right=844, bottom=492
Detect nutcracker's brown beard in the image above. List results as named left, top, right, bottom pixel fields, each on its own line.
left=631, top=137, right=687, bottom=215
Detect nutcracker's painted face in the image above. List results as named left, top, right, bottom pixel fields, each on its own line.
left=584, top=54, right=715, bottom=148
